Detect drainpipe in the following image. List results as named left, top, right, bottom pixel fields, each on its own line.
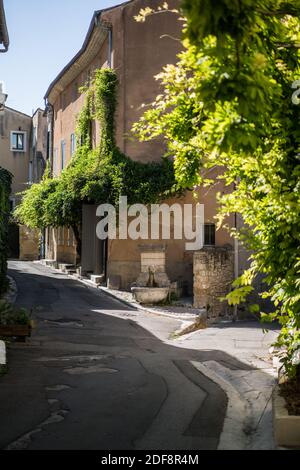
left=42, top=99, right=54, bottom=260
left=45, top=99, right=54, bottom=175
left=94, top=19, right=112, bottom=282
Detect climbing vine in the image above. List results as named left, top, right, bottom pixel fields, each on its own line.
left=0, top=167, right=12, bottom=295
left=15, top=69, right=178, bottom=257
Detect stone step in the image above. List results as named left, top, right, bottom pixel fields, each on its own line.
left=88, top=274, right=105, bottom=285
left=58, top=263, right=76, bottom=273
left=45, top=260, right=58, bottom=269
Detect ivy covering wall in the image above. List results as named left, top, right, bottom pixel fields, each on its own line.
left=0, top=167, right=12, bottom=295
left=15, top=69, right=179, bottom=258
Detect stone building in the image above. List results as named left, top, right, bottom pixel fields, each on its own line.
left=43, top=0, right=244, bottom=318
left=0, top=104, right=47, bottom=259
left=0, top=106, right=32, bottom=210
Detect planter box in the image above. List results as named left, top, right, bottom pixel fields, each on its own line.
left=273, top=385, right=300, bottom=447
left=0, top=324, right=31, bottom=341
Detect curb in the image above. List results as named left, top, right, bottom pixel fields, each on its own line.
left=98, top=285, right=201, bottom=321
left=76, top=278, right=200, bottom=321
left=191, top=360, right=251, bottom=450
left=38, top=261, right=202, bottom=322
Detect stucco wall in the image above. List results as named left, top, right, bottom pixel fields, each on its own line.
left=46, top=0, right=237, bottom=292
left=50, top=0, right=182, bottom=171
left=107, top=185, right=234, bottom=292
left=31, top=109, right=47, bottom=183
left=0, top=107, right=32, bottom=203
left=19, top=225, right=39, bottom=261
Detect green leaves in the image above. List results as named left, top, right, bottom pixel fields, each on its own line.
left=133, top=0, right=300, bottom=377
left=0, top=167, right=11, bottom=294
left=15, top=69, right=178, bottom=256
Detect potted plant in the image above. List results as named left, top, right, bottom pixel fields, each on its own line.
left=0, top=300, right=31, bottom=341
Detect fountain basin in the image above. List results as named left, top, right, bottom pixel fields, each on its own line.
left=131, top=287, right=169, bottom=305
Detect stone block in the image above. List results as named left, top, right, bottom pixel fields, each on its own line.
left=108, top=275, right=121, bottom=290
left=193, top=246, right=234, bottom=319
left=89, top=274, right=105, bottom=285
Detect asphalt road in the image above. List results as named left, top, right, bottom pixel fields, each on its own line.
left=0, top=261, right=252, bottom=450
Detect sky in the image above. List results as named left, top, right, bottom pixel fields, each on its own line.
left=0, top=0, right=121, bottom=115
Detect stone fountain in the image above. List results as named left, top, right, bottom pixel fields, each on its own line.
left=131, top=245, right=170, bottom=304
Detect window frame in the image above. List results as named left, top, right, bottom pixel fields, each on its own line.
left=61, top=140, right=66, bottom=170
left=10, top=131, right=27, bottom=152
left=70, top=133, right=76, bottom=157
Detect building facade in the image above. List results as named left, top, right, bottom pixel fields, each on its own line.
left=0, top=106, right=32, bottom=210
left=0, top=105, right=47, bottom=259
left=44, top=0, right=237, bottom=309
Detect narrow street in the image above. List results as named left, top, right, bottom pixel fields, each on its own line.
left=0, top=261, right=276, bottom=450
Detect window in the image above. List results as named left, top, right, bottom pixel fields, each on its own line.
left=53, top=147, right=58, bottom=176
left=11, top=131, right=26, bottom=152
left=61, top=140, right=66, bottom=170
left=204, top=224, right=216, bottom=246
left=47, top=131, right=50, bottom=160
left=70, top=133, right=76, bottom=157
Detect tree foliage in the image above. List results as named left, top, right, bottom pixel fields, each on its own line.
left=133, top=0, right=300, bottom=376
left=15, top=69, right=178, bottom=257
left=0, top=167, right=12, bottom=294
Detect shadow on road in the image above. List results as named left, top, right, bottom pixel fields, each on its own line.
left=0, top=261, right=275, bottom=450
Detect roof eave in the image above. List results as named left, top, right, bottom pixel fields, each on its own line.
left=44, top=10, right=106, bottom=103
left=44, top=1, right=134, bottom=103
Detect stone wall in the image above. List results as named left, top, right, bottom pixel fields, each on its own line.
left=193, top=246, right=234, bottom=321
left=19, top=225, right=39, bottom=261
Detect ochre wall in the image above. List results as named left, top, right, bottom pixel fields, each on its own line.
left=47, top=0, right=235, bottom=291
left=19, top=225, right=39, bottom=261
left=107, top=182, right=234, bottom=292
left=0, top=107, right=32, bottom=202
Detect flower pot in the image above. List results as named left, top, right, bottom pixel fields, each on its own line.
left=0, top=324, right=31, bottom=342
